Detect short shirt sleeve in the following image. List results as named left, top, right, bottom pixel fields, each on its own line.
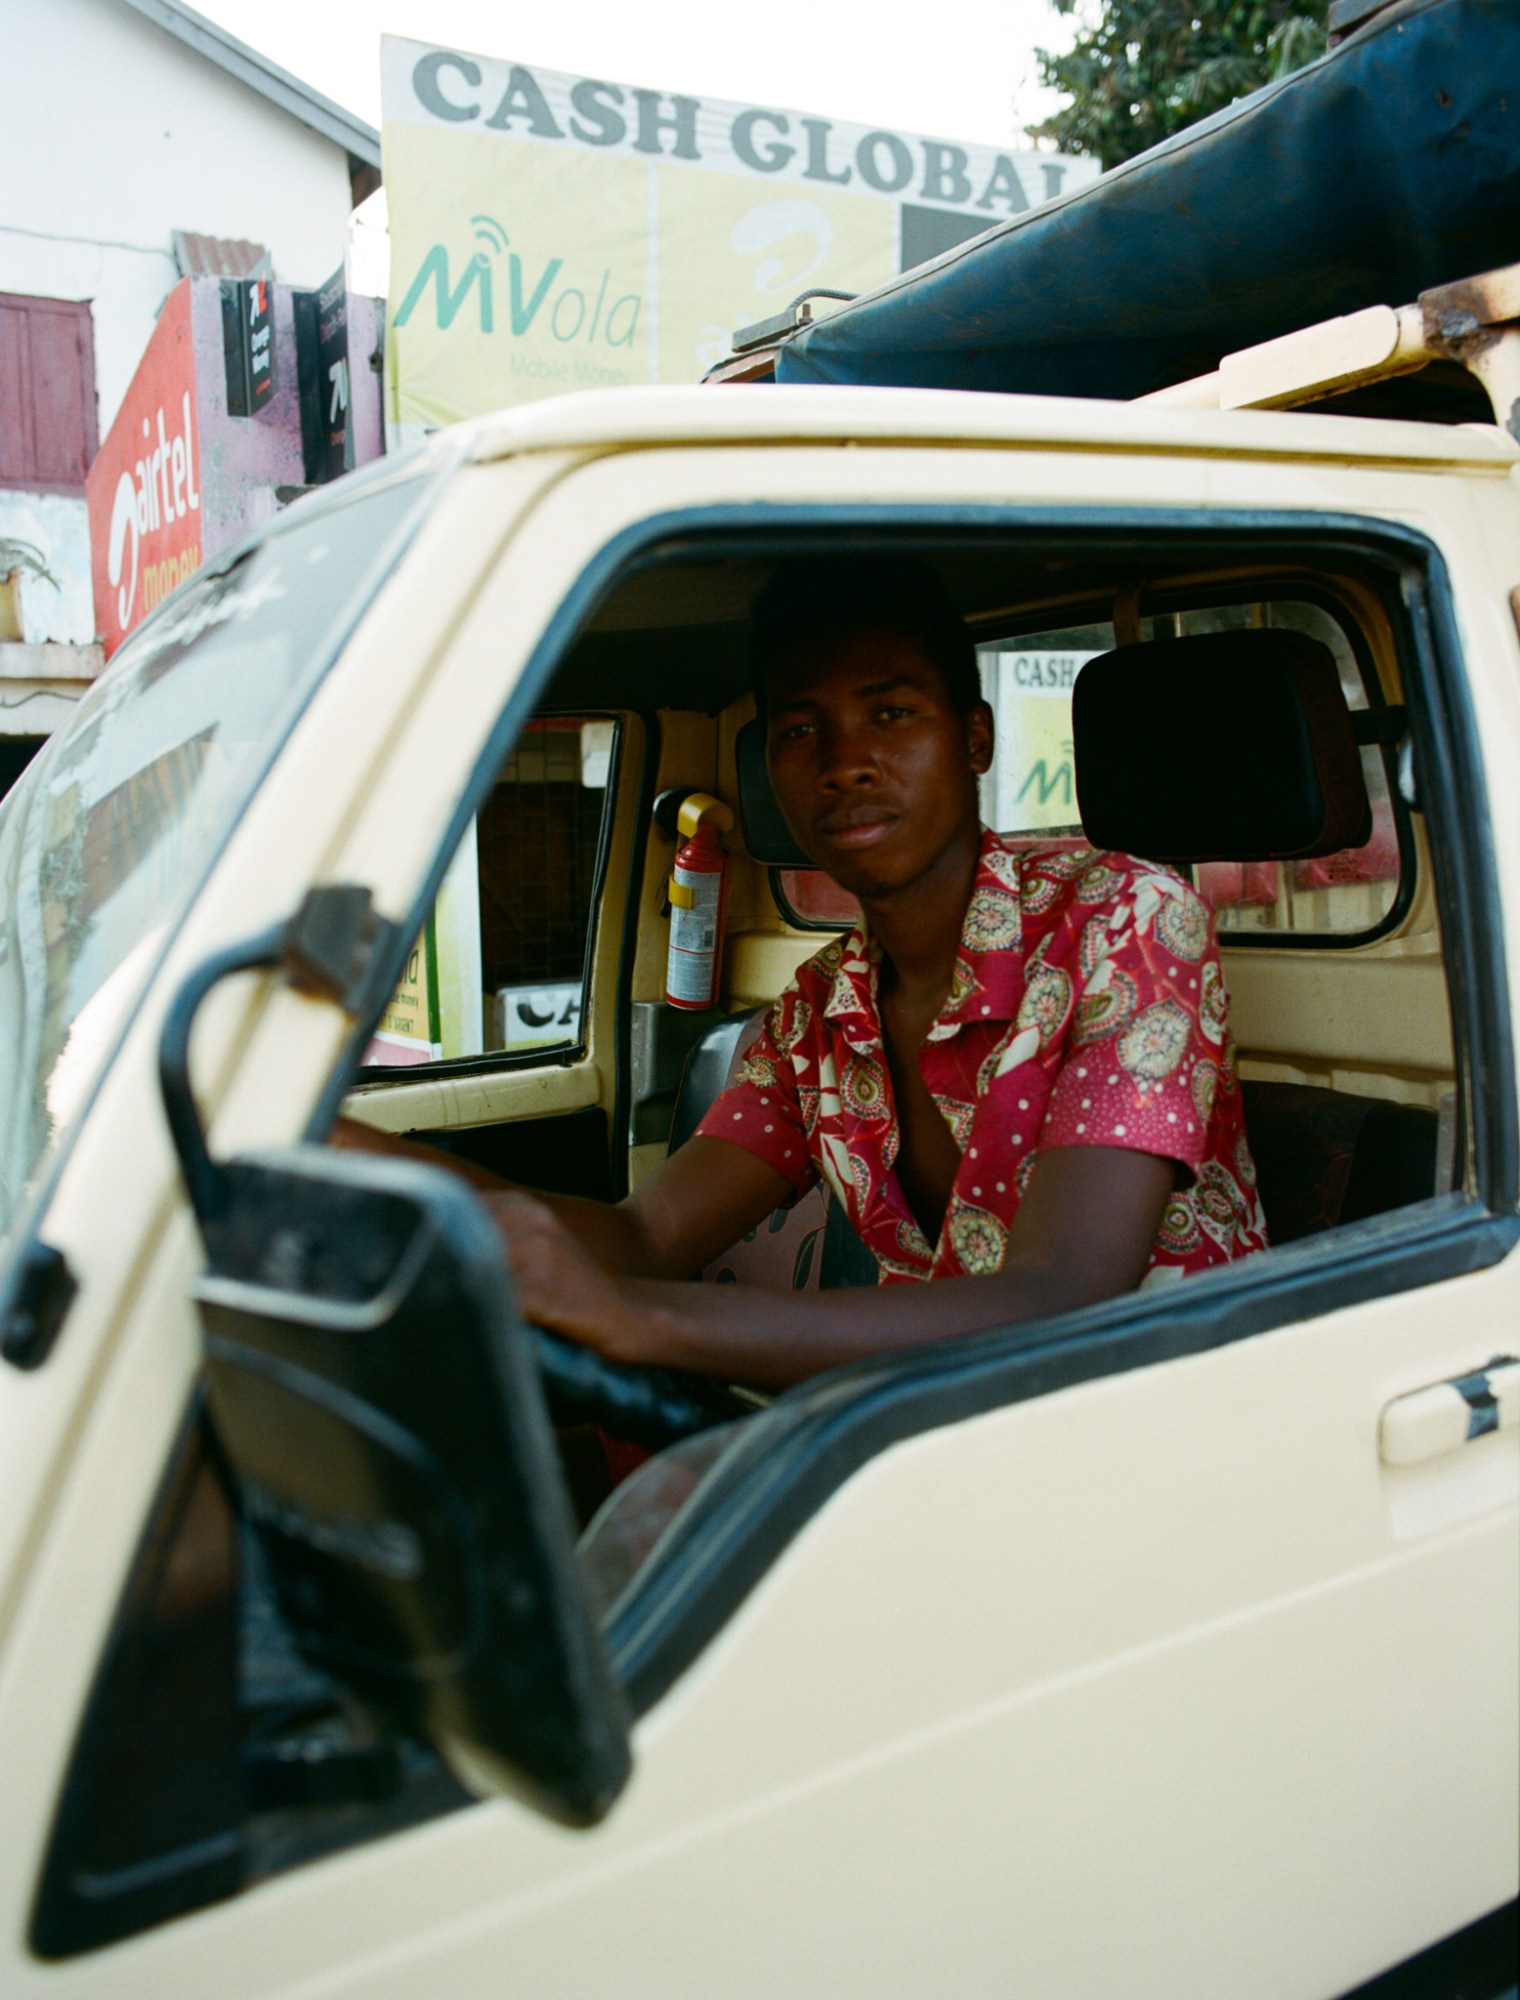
left=1041, top=864, right=1225, bottom=1174
left=694, top=988, right=816, bottom=1191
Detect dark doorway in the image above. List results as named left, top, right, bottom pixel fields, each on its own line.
left=0, top=736, right=46, bottom=800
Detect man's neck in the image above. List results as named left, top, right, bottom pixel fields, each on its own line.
left=862, top=820, right=983, bottom=1024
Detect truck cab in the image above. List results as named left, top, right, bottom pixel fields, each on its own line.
left=0, top=330, right=1515, bottom=1993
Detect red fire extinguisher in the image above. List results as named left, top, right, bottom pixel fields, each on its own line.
left=666, top=792, right=733, bottom=1010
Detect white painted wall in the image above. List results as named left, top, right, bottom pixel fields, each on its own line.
left=0, top=0, right=356, bottom=432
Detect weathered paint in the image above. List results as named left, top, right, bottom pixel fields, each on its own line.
left=188, top=273, right=305, bottom=566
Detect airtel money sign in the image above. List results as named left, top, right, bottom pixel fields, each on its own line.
left=87, top=278, right=202, bottom=656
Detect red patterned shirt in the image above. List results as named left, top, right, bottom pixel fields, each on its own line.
left=697, top=829, right=1268, bottom=1286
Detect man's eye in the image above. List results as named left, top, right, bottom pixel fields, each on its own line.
left=773, top=721, right=813, bottom=743
left=876, top=704, right=914, bottom=723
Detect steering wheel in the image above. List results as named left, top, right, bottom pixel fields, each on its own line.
left=532, top=1327, right=759, bottom=1453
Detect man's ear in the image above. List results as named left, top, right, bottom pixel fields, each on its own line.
left=966, top=699, right=995, bottom=776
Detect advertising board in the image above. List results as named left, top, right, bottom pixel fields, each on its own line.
left=296, top=265, right=357, bottom=485
left=85, top=278, right=201, bottom=656
left=980, top=647, right=1094, bottom=835
left=380, top=35, right=1098, bottom=437
left=87, top=277, right=387, bottom=659
left=366, top=917, right=443, bottom=1067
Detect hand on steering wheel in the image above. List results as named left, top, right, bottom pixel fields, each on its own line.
left=532, top=1327, right=755, bottom=1452
left=491, top=1190, right=753, bottom=1451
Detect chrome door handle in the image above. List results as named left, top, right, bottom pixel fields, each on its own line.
left=1379, top=1356, right=1519, bottom=1466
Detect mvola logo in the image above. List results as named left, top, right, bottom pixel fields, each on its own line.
left=393, top=215, right=641, bottom=347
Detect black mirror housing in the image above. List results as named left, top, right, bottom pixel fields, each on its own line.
left=194, top=1145, right=631, bottom=1826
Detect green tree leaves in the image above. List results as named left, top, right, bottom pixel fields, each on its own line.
left=1033, top=1, right=1329, bottom=169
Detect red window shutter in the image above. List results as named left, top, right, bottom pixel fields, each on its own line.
left=0, top=302, right=34, bottom=488
left=0, top=293, right=98, bottom=494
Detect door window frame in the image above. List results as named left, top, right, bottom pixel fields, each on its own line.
left=326, top=498, right=1513, bottom=1715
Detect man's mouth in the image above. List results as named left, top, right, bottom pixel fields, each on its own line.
left=816, top=804, right=900, bottom=850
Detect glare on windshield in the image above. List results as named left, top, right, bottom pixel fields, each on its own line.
left=0, top=472, right=433, bottom=1243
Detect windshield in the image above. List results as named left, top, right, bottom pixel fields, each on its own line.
left=0, top=470, right=436, bottom=1243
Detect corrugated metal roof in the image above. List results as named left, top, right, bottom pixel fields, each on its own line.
left=171, top=230, right=269, bottom=278
left=114, top=0, right=381, bottom=167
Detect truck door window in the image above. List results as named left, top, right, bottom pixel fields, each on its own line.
left=362, top=716, right=618, bottom=1069
left=775, top=597, right=1408, bottom=946
left=977, top=625, right=1101, bottom=840
left=975, top=599, right=1408, bottom=943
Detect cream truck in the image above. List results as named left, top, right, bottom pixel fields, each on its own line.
left=0, top=1, right=1516, bottom=1992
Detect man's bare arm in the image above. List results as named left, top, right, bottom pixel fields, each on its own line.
left=333, top=1116, right=791, bottom=1281
left=499, top=1144, right=1176, bottom=1389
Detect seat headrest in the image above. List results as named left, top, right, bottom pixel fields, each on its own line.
left=735, top=716, right=810, bottom=866
left=1072, top=630, right=1372, bottom=863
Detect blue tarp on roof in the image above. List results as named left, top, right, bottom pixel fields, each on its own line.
left=776, top=0, right=1520, bottom=401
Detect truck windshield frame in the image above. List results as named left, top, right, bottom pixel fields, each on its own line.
left=0, top=464, right=443, bottom=1257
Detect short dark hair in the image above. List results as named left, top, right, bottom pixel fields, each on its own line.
left=749, top=556, right=982, bottom=716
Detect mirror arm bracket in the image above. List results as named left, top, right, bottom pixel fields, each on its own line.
left=159, top=886, right=403, bottom=1231
left=279, top=884, right=406, bottom=1020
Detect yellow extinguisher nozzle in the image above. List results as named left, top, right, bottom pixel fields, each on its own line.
left=676, top=792, right=734, bottom=839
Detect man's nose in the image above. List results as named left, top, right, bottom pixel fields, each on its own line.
left=815, top=721, right=878, bottom=791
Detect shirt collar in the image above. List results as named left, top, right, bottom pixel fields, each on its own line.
left=820, top=828, right=1026, bottom=1050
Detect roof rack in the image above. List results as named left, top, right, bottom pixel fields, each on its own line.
left=1139, top=263, right=1520, bottom=442
left=703, top=291, right=858, bottom=385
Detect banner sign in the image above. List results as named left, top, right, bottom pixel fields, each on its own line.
left=380, top=35, right=1098, bottom=435
left=366, top=918, right=443, bottom=1066
left=245, top=275, right=274, bottom=411
left=295, top=264, right=355, bottom=484
left=980, top=649, right=1096, bottom=835
left=86, top=278, right=202, bottom=656
left=220, top=274, right=275, bottom=417
left=315, top=268, right=352, bottom=474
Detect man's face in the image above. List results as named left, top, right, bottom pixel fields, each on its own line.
left=764, top=627, right=993, bottom=901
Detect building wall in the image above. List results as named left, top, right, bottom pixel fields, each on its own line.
left=0, top=493, right=95, bottom=648
left=0, top=0, right=355, bottom=433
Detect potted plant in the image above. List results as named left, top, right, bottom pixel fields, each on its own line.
left=0, top=538, right=59, bottom=643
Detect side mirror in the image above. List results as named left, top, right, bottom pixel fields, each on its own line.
left=194, top=1143, right=631, bottom=1825
left=155, top=889, right=632, bottom=1824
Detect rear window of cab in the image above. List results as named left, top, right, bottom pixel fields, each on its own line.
left=777, top=593, right=1409, bottom=946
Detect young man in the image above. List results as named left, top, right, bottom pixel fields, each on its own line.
left=346, top=559, right=1266, bottom=1387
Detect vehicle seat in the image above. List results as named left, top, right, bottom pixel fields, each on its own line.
left=1072, top=629, right=1374, bottom=864
left=668, top=1009, right=877, bottom=1290
left=1074, top=629, right=1443, bottom=1239
left=1239, top=1081, right=1441, bottom=1243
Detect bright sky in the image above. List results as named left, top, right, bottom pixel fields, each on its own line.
left=190, top=0, right=1078, bottom=151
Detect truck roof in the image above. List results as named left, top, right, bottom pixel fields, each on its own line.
left=466, top=382, right=1519, bottom=473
